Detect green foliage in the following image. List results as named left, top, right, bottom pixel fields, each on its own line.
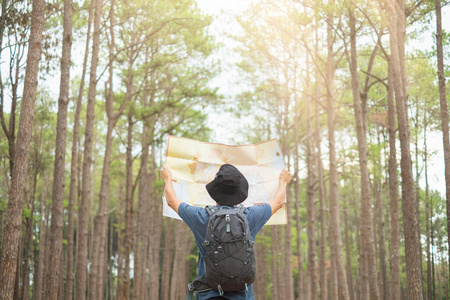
left=0, top=197, right=7, bottom=213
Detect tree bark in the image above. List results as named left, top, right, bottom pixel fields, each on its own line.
left=271, top=227, right=279, bottom=299
left=348, top=7, right=380, bottom=300
left=435, top=0, right=450, bottom=280
left=431, top=217, right=436, bottom=300
left=343, top=198, right=354, bottom=300
left=89, top=0, right=122, bottom=295
left=385, top=0, right=423, bottom=298
left=21, top=153, right=40, bottom=300
left=304, top=54, right=317, bottom=300
left=0, top=0, right=45, bottom=297
left=89, top=121, right=113, bottom=300
left=162, top=219, right=174, bottom=300
left=281, top=95, right=294, bottom=300
left=169, top=221, right=184, bottom=300
left=424, top=109, right=432, bottom=300
left=21, top=194, right=35, bottom=300
left=44, top=0, right=73, bottom=297
left=375, top=180, right=389, bottom=300
left=329, top=221, right=338, bottom=300
left=65, top=1, right=94, bottom=299
left=34, top=186, right=50, bottom=300
left=121, top=114, right=134, bottom=300
left=115, top=184, right=124, bottom=300
left=133, top=129, right=150, bottom=300
left=293, top=110, right=304, bottom=300
left=315, top=98, right=327, bottom=300
left=148, top=182, right=163, bottom=300
left=387, top=57, right=401, bottom=300
left=254, top=228, right=268, bottom=300
left=74, top=0, right=102, bottom=296
left=326, top=4, right=350, bottom=299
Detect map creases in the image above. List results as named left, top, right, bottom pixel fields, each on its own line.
left=163, top=136, right=287, bottom=225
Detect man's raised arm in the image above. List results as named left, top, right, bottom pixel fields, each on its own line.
left=161, top=165, right=183, bottom=214
left=268, top=168, right=292, bottom=215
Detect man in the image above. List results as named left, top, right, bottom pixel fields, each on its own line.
left=161, top=163, right=292, bottom=300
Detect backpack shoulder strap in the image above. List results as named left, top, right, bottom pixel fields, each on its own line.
left=237, top=204, right=246, bottom=214
left=205, top=205, right=217, bottom=216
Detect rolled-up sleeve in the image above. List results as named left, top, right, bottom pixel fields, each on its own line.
left=246, top=203, right=272, bottom=238
left=177, top=203, right=206, bottom=244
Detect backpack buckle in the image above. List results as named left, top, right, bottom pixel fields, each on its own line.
left=188, top=282, right=194, bottom=292
left=217, top=284, right=224, bottom=296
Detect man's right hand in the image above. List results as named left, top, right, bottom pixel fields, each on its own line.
left=160, top=165, right=173, bottom=182
left=269, top=168, right=292, bottom=215
left=279, top=168, right=292, bottom=185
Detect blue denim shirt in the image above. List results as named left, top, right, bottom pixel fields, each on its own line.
left=178, top=202, right=272, bottom=300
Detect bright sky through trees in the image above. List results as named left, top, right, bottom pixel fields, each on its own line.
left=196, top=0, right=450, bottom=196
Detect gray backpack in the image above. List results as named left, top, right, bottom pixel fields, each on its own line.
left=188, top=205, right=256, bottom=296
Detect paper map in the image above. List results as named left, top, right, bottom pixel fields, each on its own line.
left=163, top=136, right=287, bottom=225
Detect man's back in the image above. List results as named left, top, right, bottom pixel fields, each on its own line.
left=178, top=203, right=272, bottom=300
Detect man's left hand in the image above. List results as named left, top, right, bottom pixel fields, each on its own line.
left=160, top=165, right=172, bottom=182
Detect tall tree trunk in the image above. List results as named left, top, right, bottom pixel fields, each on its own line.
left=115, top=184, right=124, bottom=300
left=75, top=0, right=102, bottom=296
left=169, top=221, right=184, bottom=300
left=282, top=103, right=294, bottom=300
left=424, top=109, right=432, bottom=300
left=121, top=114, right=134, bottom=300
left=148, top=145, right=163, bottom=299
left=343, top=197, right=354, bottom=300
left=431, top=218, right=436, bottom=300
left=348, top=7, right=380, bottom=300
left=133, top=127, right=150, bottom=300
left=326, top=5, right=349, bottom=300
left=162, top=219, right=174, bottom=300
left=21, top=150, right=40, bottom=300
left=108, top=216, right=114, bottom=300
left=87, top=156, right=97, bottom=299
left=359, top=228, right=369, bottom=300
left=305, top=55, right=317, bottom=300
left=294, top=110, right=303, bottom=300
left=254, top=229, right=268, bottom=300
left=387, top=57, right=401, bottom=300
left=271, top=227, right=279, bottom=299
left=148, top=183, right=163, bottom=300
left=14, top=230, right=22, bottom=300
left=435, top=0, right=450, bottom=280
left=65, top=0, right=94, bottom=298
left=21, top=178, right=36, bottom=300
left=173, top=224, right=191, bottom=300
left=385, top=0, right=423, bottom=297
left=375, top=180, right=389, bottom=300
left=89, top=2, right=122, bottom=292
left=133, top=58, right=151, bottom=299
left=117, top=41, right=136, bottom=300
left=89, top=119, right=114, bottom=300
left=315, top=98, right=327, bottom=300
left=34, top=186, right=50, bottom=300
left=0, top=0, right=45, bottom=296
left=44, top=0, right=73, bottom=297
left=96, top=5, right=120, bottom=298
left=329, top=220, right=338, bottom=300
